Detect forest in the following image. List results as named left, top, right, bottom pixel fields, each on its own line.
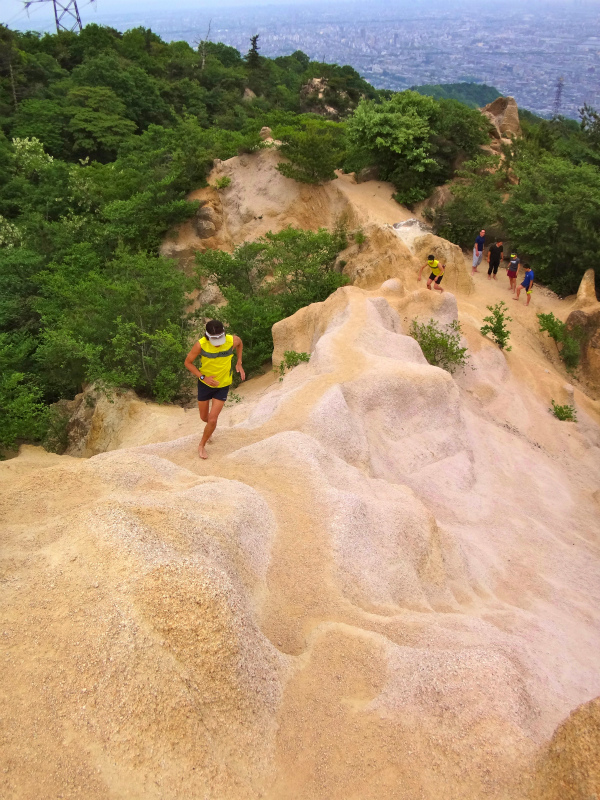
left=1, top=22, right=599, bottom=451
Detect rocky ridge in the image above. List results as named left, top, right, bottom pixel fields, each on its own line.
left=2, top=145, right=600, bottom=800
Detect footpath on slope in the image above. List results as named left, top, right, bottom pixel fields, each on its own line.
left=2, top=151, right=600, bottom=800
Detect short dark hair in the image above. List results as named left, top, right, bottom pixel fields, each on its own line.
left=206, top=319, right=224, bottom=336
left=427, top=254, right=435, bottom=261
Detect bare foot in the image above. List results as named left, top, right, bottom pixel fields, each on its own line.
left=198, top=442, right=208, bottom=459
left=493, top=276, right=497, bottom=280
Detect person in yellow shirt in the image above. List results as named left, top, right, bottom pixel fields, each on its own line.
left=417, top=255, right=445, bottom=293
left=184, top=320, right=245, bottom=459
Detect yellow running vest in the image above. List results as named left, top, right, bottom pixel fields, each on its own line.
left=198, top=334, right=235, bottom=387
left=428, top=259, right=443, bottom=276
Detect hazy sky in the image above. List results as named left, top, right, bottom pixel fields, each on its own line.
left=3, top=0, right=599, bottom=32
left=4, top=0, right=339, bottom=30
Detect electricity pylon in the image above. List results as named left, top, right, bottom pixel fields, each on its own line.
left=23, top=0, right=95, bottom=34
left=553, top=76, right=564, bottom=118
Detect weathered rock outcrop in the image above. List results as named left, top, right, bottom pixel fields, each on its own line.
left=2, top=280, right=600, bottom=799
left=482, top=95, right=522, bottom=138
left=567, top=269, right=600, bottom=389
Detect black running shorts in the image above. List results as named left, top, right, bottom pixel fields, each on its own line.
left=197, top=380, right=230, bottom=402
left=429, top=272, right=443, bottom=284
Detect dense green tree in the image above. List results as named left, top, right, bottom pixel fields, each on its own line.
left=71, top=51, right=171, bottom=128
left=276, top=119, right=345, bottom=184
left=502, top=154, right=600, bottom=295
left=66, top=86, right=136, bottom=161
left=246, top=35, right=261, bottom=71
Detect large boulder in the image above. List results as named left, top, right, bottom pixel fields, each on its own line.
left=573, top=268, right=598, bottom=310
left=482, top=96, right=522, bottom=138
left=194, top=202, right=222, bottom=239
left=566, top=269, right=600, bottom=389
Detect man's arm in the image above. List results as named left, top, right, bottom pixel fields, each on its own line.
left=233, top=335, right=245, bottom=381
left=184, top=341, right=219, bottom=386
left=417, top=263, right=426, bottom=281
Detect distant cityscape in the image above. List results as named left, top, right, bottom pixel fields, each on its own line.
left=12, top=1, right=600, bottom=118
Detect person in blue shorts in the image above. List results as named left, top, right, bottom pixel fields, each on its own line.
left=184, top=320, right=245, bottom=459
left=514, top=264, right=534, bottom=306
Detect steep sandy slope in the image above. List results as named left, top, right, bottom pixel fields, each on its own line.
left=2, top=152, right=600, bottom=799
left=160, top=146, right=418, bottom=261
left=2, top=277, right=600, bottom=799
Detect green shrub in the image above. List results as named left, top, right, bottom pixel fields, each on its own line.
left=275, top=349, right=310, bottom=381
left=276, top=119, right=345, bottom=184
left=196, top=227, right=348, bottom=376
left=537, top=311, right=583, bottom=371
left=354, top=228, right=366, bottom=246
left=481, top=301, right=512, bottom=350
left=409, top=318, right=470, bottom=373
left=214, top=175, right=231, bottom=190
left=0, top=372, right=48, bottom=453
left=43, top=403, right=71, bottom=454
left=550, top=400, right=577, bottom=421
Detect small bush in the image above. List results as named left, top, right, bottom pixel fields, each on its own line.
left=354, top=228, right=366, bottom=246
left=537, top=311, right=583, bottom=371
left=226, top=390, right=242, bottom=405
left=481, top=301, right=512, bottom=350
left=275, top=350, right=310, bottom=381
left=409, top=318, right=470, bottom=373
left=214, top=175, right=231, bottom=190
left=550, top=400, right=577, bottom=422
left=43, top=403, right=71, bottom=454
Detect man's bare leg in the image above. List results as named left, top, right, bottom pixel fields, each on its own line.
left=434, top=282, right=444, bottom=293
left=198, top=399, right=226, bottom=459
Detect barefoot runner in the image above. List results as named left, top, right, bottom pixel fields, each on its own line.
left=184, top=320, right=245, bottom=459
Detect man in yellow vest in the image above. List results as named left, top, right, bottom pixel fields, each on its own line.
left=184, top=320, right=245, bottom=459
left=417, top=254, right=445, bottom=293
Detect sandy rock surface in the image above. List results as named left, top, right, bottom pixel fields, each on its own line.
left=2, top=256, right=600, bottom=798
left=482, top=96, right=522, bottom=138
left=2, top=146, right=600, bottom=798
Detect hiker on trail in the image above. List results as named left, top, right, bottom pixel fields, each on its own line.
left=514, top=264, right=534, bottom=306
left=472, top=229, right=485, bottom=274
left=507, top=252, right=520, bottom=293
left=184, top=320, right=245, bottom=460
left=487, top=240, right=503, bottom=280
left=418, top=254, right=445, bottom=293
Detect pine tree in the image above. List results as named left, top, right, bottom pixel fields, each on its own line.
left=246, top=35, right=261, bottom=70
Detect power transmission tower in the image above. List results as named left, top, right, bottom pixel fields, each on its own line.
left=23, top=0, right=96, bottom=34
left=553, top=76, right=564, bottom=118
